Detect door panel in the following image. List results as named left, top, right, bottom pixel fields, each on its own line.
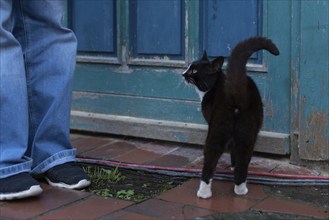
left=69, top=0, right=116, bottom=54
left=130, top=0, right=184, bottom=58
left=202, top=0, right=262, bottom=61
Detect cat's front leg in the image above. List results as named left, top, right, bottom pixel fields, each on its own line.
left=197, top=179, right=212, bottom=199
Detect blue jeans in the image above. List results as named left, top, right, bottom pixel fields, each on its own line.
left=0, top=0, right=77, bottom=179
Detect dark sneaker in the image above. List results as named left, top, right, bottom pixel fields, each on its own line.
left=0, top=172, right=43, bottom=200
left=45, top=163, right=91, bottom=190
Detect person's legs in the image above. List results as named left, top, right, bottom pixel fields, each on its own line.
left=16, top=0, right=90, bottom=188
left=0, top=0, right=42, bottom=200
left=1, top=0, right=89, bottom=200
left=15, top=0, right=77, bottom=174
left=0, top=0, right=32, bottom=179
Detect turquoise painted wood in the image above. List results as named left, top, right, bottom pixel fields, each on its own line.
left=298, top=0, right=328, bottom=161
left=263, top=0, right=291, bottom=134
left=68, top=0, right=328, bottom=161
left=72, top=91, right=204, bottom=124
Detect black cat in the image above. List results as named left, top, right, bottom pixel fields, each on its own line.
left=182, top=37, right=279, bottom=197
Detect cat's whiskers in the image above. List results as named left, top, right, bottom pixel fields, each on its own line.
left=176, top=76, right=186, bottom=90
left=187, top=77, right=196, bottom=86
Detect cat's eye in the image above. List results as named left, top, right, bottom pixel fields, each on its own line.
left=192, top=69, right=198, bottom=74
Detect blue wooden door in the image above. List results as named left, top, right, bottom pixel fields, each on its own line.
left=68, top=0, right=291, bottom=155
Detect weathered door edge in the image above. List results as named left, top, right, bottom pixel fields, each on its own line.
left=290, top=0, right=329, bottom=163
left=71, top=110, right=290, bottom=155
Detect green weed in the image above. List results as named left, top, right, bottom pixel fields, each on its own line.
left=116, top=189, right=135, bottom=200
left=83, top=166, right=125, bottom=184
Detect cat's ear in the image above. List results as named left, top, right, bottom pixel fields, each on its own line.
left=201, top=50, right=209, bottom=61
left=212, top=56, right=224, bottom=72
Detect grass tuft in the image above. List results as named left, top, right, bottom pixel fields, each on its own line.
left=83, top=166, right=125, bottom=184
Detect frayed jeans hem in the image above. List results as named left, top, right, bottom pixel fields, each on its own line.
left=31, top=149, right=77, bottom=175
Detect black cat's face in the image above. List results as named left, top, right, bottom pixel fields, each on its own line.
left=182, top=51, right=224, bottom=92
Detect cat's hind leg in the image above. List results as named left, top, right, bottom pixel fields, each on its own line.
left=197, top=133, right=229, bottom=199
left=233, top=139, right=254, bottom=195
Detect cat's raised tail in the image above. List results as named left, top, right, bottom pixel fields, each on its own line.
left=225, top=37, right=279, bottom=104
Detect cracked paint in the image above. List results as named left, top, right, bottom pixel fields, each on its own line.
left=301, top=111, right=329, bottom=160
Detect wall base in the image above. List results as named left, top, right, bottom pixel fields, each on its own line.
left=71, top=110, right=290, bottom=155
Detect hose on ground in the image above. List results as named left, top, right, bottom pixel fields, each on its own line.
left=77, top=157, right=329, bottom=186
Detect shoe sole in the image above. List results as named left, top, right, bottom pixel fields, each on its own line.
left=45, top=178, right=91, bottom=190
left=0, top=185, right=43, bottom=200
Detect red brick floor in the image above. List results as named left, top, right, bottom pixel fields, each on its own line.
left=0, top=133, right=328, bottom=220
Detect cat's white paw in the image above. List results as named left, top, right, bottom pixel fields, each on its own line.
left=234, top=181, right=248, bottom=195
left=230, top=166, right=235, bottom=171
left=197, top=180, right=212, bottom=199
